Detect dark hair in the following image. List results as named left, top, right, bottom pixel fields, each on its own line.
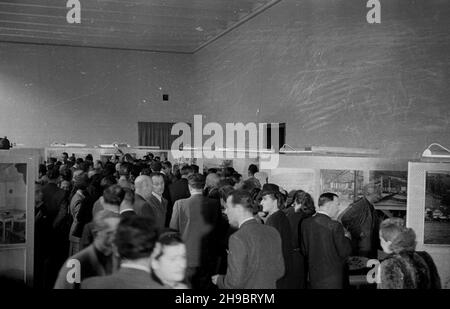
left=223, top=167, right=235, bottom=178
left=60, top=167, right=72, bottom=182
left=318, top=192, right=338, bottom=207
left=219, top=185, right=235, bottom=202
left=76, top=158, right=84, bottom=165
left=188, top=173, right=205, bottom=190
left=218, top=178, right=235, bottom=187
left=294, top=191, right=316, bottom=215
left=100, top=175, right=117, bottom=191
left=46, top=168, right=60, bottom=180
left=228, top=190, right=254, bottom=212
left=122, top=187, right=135, bottom=205
left=154, top=232, right=184, bottom=260
left=230, top=173, right=242, bottom=184
left=114, top=216, right=159, bottom=260
left=162, top=161, right=172, bottom=169
left=248, top=164, right=258, bottom=175
left=85, top=154, right=93, bottom=162
left=103, top=184, right=126, bottom=206
left=140, top=168, right=152, bottom=176
left=208, top=168, right=218, bottom=174
left=119, top=163, right=131, bottom=176
left=180, top=165, right=193, bottom=176
left=190, top=164, right=199, bottom=174
left=150, top=161, right=162, bottom=173
left=241, top=179, right=258, bottom=192
left=62, top=152, right=68, bottom=157
left=38, top=164, right=47, bottom=176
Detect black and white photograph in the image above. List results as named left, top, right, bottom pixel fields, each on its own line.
left=425, top=171, right=450, bottom=245
left=370, top=171, right=407, bottom=218
left=320, top=169, right=364, bottom=203
left=1, top=0, right=450, bottom=294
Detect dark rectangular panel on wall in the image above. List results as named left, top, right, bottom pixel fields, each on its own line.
left=266, top=123, right=286, bottom=150
left=138, top=122, right=175, bottom=149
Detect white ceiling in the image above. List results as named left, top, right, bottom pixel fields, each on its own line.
left=0, top=0, right=281, bottom=53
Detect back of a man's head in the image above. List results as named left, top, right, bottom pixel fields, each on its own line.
left=188, top=173, right=205, bottom=190
left=161, top=161, right=172, bottom=170
left=119, top=163, right=131, bottom=177
left=228, top=189, right=254, bottom=213
left=103, top=184, right=126, bottom=206
left=150, top=161, right=162, bottom=173
left=248, top=164, right=258, bottom=176
left=114, top=216, right=159, bottom=260
left=318, top=192, right=338, bottom=207
left=180, top=165, right=193, bottom=177
left=46, top=168, right=60, bottom=181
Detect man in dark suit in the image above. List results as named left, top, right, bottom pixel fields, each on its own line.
left=149, top=173, right=168, bottom=229
left=38, top=168, right=70, bottom=288
left=170, top=173, right=221, bottom=289
left=212, top=190, right=284, bottom=289
left=81, top=216, right=166, bottom=289
left=168, top=165, right=192, bottom=205
left=54, top=210, right=121, bottom=289
left=301, top=192, right=352, bottom=289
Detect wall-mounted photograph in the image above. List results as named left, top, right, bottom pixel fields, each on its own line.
left=370, top=171, right=407, bottom=218
left=320, top=169, right=364, bottom=203
left=424, top=171, right=450, bottom=245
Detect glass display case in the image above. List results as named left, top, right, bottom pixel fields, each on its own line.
left=0, top=150, right=39, bottom=286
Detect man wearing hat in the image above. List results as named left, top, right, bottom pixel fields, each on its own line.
left=259, top=183, right=295, bottom=289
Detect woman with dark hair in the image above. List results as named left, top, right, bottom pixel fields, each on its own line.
left=283, top=190, right=316, bottom=289
left=378, top=218, right=441, bottom=289
left=151, top=231, right=188, bottom=289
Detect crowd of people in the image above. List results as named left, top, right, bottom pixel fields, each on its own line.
left=33, top=152, right=441, bottom=289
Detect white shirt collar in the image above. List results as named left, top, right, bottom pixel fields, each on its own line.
left=316, top=210, right=330, bottom=218
left=190, top=191, right=203, bottom=196
left=119, top=209, right=134, bottom=214
left=239, top=217, right=254, bottom=228
left=152, top=192, right=162, bottom=202
left=121, top=262, right=151, bottom=273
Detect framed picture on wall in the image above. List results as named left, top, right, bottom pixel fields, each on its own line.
left=320, top=169, right=364, bottom=203
left=424, top=171, right=450, bottom=245
left=369, top=171, right=408, bottom=218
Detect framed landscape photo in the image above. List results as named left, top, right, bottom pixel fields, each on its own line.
left=424, top=171, right=450, bottom=245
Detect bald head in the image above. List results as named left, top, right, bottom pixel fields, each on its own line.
left=134, top=175, right=153, bottom=199
left=206, top=173, right=220, bottom=189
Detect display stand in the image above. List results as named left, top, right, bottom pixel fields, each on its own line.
left=0, top=149, right=40, bottom=286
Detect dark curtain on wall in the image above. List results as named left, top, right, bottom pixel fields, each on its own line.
left=138, top=122, right=177, bottom=149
